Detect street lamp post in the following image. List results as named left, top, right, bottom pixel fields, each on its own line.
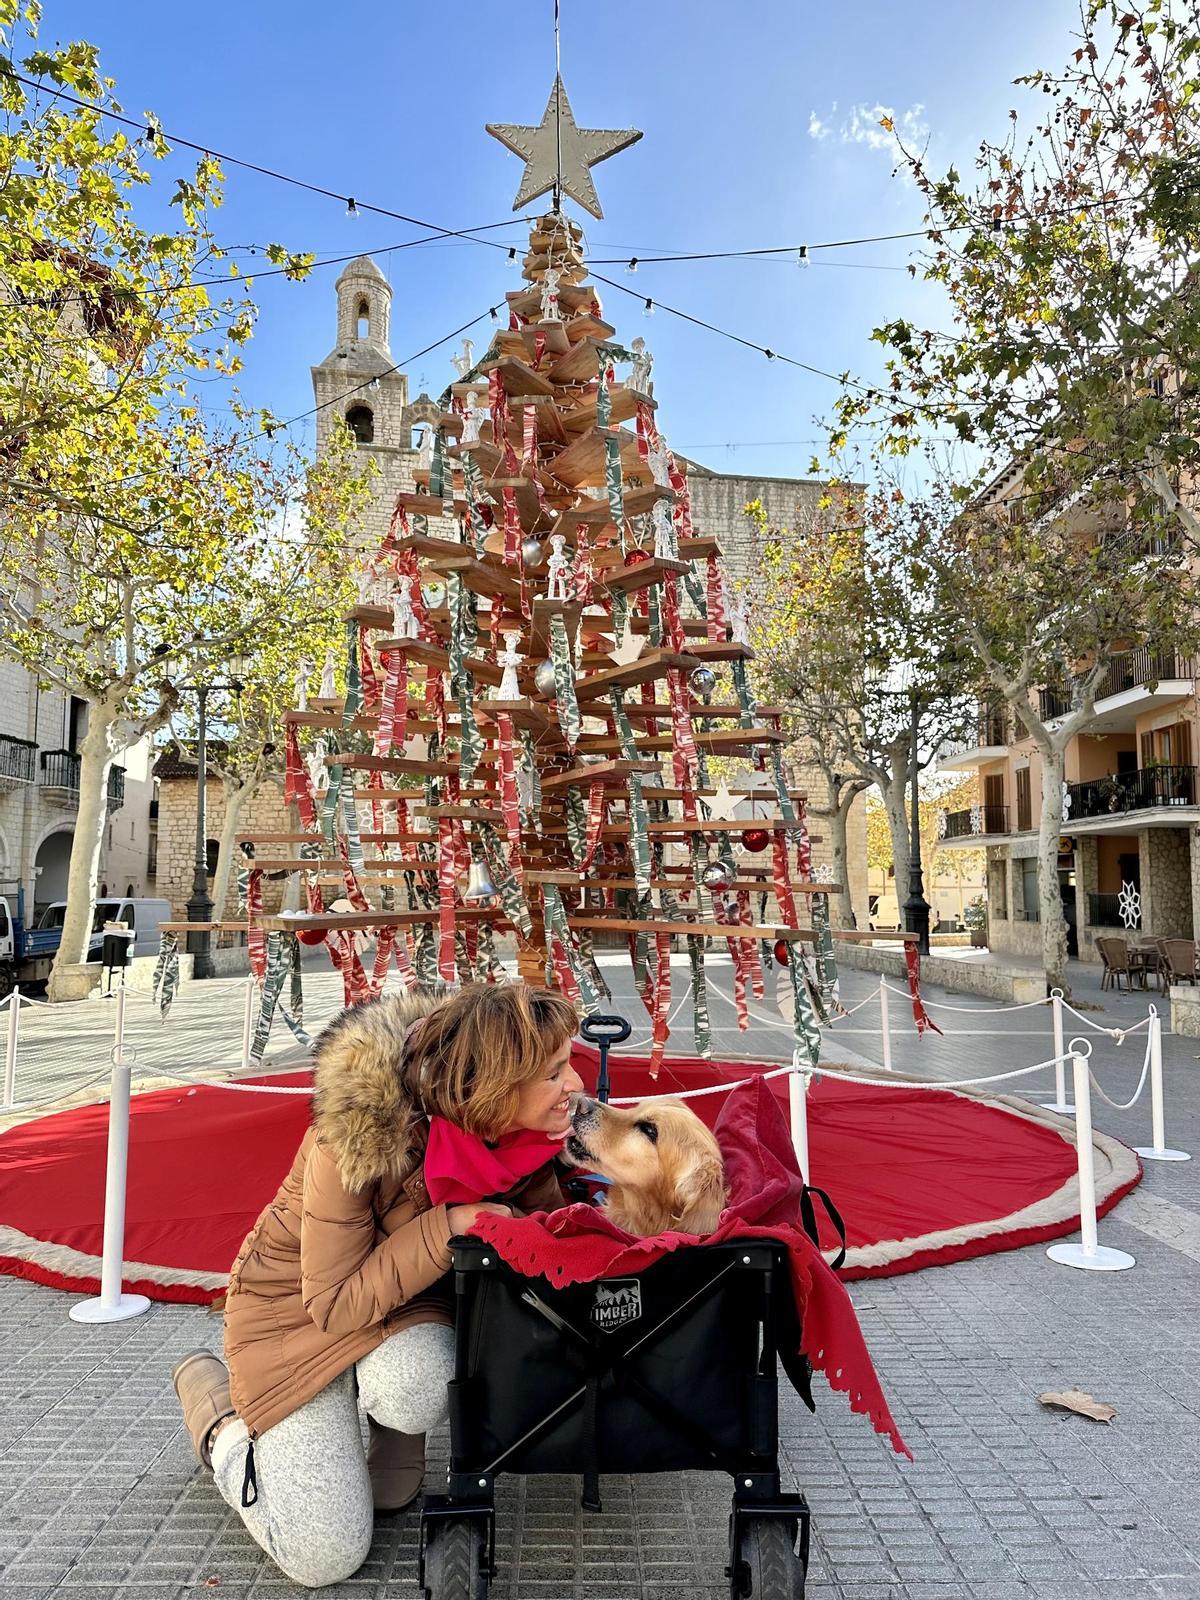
left=902, top=684, right=933, bottom=956
left=177, top=651, right=246, bottom=980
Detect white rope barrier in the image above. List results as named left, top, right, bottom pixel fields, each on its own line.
left=880, top=980, right=1049, bottom=1015
left=1088, top=1028, right=1154, bottom=1112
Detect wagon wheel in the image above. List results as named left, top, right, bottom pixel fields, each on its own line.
left=422, top=1517, right=489, bottom=1600
left=731, top=1516, right=806, bottom=1599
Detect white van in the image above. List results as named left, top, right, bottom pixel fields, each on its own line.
left=37, top=897, right=173, bottom=960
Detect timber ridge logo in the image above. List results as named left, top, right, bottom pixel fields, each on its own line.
left=590, top=1279, right=642, bottom=1332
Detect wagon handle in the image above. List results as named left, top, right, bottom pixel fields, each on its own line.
left=579, top=1013, right=631, bottom=1104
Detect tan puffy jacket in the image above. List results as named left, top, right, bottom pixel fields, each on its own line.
left=223, top=990, right=565, bottom=1438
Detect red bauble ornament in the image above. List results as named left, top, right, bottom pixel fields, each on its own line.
left=741, top=826, right=769, bottom=853
left=297, top=927, right=327, bottom=946
left=625, top=546, right=652, bottom=565
left=773, top=938, right=790, bottom=967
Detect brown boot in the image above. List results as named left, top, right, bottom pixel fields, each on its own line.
left=367, top=1418, right=426, bottom=1513
left=173, top=1349, right=236, bottom=1469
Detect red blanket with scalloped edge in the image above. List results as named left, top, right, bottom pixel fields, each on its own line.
left=471, top=1074, right=911, bottom=1459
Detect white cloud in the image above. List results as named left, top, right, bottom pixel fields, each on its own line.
left=807, top=101, right=929, bottom=171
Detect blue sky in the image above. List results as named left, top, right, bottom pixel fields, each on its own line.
left=35, top=0, right=1080, bottom=480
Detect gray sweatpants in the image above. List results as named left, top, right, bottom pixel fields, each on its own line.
left=211, top=1323, right=455, bottom=1588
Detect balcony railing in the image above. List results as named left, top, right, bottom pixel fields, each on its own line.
left=1067, top=764, right=1197, bottom=820
left=944, top=804, right=1010, bottom=839
left=939, top=706, right=1008, bottom=764
left=39, top=748, right=80, bottom=801
left=1087, top=892, right=1137, bottom=928
left=1038, top=687, right=1072, bottom=721
left=1097, top=647, right=1195, bottom=701
left=0, top=734, right=37, bottom=789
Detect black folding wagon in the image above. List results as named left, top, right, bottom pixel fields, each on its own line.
left=419, top=1235, right=811, bottom=1599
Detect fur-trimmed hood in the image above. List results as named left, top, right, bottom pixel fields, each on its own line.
left=311, top=988, right=446, bottom=1192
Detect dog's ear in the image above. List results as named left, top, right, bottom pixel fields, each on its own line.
left=675, top=1149, right=728, bottom=1236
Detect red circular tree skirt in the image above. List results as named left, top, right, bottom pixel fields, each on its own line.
left=0, top=1045, right=1141, bottom=1303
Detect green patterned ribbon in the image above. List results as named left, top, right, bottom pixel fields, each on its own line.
left=479, top=823, right=532, bottom=938
left=576, top=923, right=611, bottom=1002
left=785, top=942, right=823, bottom=1068
left=731, top=656, right=759, bottom=730
left=280, top=933, right=313, bottom=1049
left=604, top=435, right=625, bottom=529
left=412, top=918, right=437, bottom=984
left=610, top=586, right=630, bottom=647
left=151, top=932, right=180, bottom=1020
left=321, top=733, right=343, bottom=851
left=251, top=932, right=289, bottom=1061
left=811, top=891, right=839, bottom=1009
left=429, top=430, right=451, bottom=501
left=447, top=572, right=484, bottom=783
left=340, top=781, right=365, bottom=876
left=610, top=686, right=652, bottom=893
left=681, top=565, right=708, bottom=618
left=563, top=784, right=588, bottom=865
left=549, top=613, right=581, bottom=749
left=542, top=883, right=600, bottom=1013
left=687, top=937, right=713, bottom=1059
left=647, top=581, right=663, bottom=648
left=460, top=453, right=490, bottom=556
left=519, top=728, right=542, bottom=826
left=768, top=745, right=800, bottom=830
left=341, top=618, right=362, bottom=730
left=236, top=864, right=249, bottom=918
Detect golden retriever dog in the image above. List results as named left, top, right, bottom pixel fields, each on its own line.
left=565, top=1095, right=728, bottom=1237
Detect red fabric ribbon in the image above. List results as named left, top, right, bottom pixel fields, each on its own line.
left=437, top=817, right=457, bottom=981
left=246, top=868, right=266, bottom=981
left=905, top=942, right=944, bottom=1037
left=705, top=553, right=727, bottom=643
left=284, top=725, right=317, bottom=833
left=359, top=627, right=380, bottom=712
left=424, top=1118, right=561, bottom=1206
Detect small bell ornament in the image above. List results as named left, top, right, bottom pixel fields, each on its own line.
left=533, top=658, right=558, bottom=697
left=741, top=827, right=769, bottom=853
left=689, top=665, right=717, bottom=696
left=462, top=859, right=497, bottom=904
left=700, top=859, right=735, bottom=892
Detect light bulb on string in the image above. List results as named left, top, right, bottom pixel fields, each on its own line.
left=643, top=298, right=654, bottom=318
left=626, top=257, right=639, bottom=274
left=764, top=348, right=776, bottom=360
left=507, top=247, right=518, bottom=268
left=489, top=306, right=499, bottom=321
left=345, top=197, right=359, bottom=218
left=797, top=245, right=809, bottom=268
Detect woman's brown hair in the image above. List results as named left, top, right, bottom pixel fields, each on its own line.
left=405, top=984, right=578, bottom=1139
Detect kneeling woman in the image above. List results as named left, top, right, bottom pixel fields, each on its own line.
left=172, top=984, right=580, bottom=1589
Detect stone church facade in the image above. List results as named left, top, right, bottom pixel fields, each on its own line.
left=309, top=256, right=867, bottom=925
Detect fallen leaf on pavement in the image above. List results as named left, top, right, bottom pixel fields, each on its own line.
left=1038, top=1388, right=1116, bottom=1423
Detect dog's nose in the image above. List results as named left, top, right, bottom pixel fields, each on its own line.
left=571, top=1094, right=596, bottom=1125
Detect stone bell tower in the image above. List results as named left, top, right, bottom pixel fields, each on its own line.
left=311, top=255, right=439, bottom=550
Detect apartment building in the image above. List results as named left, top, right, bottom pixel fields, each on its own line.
left=0, top=659, right=155, bottom=917
left=937, top=651, right=1199, bottom=963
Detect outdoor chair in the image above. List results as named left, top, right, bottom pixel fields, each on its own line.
left=1160, top=939, right=1199, bottom=987
left=1097, top=936, right=1134, bottom=992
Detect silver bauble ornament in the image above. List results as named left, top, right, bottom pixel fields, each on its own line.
left=689, top=665, right=717, bottom=696
left=521, top=537, right=545, bottom=567
left=700, top=859, right=735, bottom=891
left=533, top=659, right=558, bottom=697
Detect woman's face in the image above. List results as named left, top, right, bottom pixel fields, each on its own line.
left=510, top=1036, right=583, bottom=1138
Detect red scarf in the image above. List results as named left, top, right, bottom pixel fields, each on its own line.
left=423, top=1116, right=561, bottom=1205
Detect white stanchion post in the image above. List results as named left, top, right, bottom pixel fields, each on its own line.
left=3, top=987, right=19, bottom=1109
left=879, top=976, right=893, bottom=1072
left=240, top=976, right=255, bottom=1072
left=1047, top=1040, right=1135, bottom=1272
left=788, top=1058, right=810, bottom=1183
left=69, top=978, right=151, bottom=1324
left=1135, top=1009, right=1190, bottom=1163
left=1048, top=988, right=1072, bottom=1113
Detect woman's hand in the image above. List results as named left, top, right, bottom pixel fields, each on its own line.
left=447, top=1201, right=513, bottom=1235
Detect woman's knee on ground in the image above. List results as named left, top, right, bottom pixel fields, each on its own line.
left=357, top=1322, right=455, bottom=1434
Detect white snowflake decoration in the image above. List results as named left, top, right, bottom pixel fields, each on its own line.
left=969, top=803, right=982, bottom=834
left=1061, top=780, right=1072, bottom=820
left=813, top=863, right=836, bottom=883
left=936, top=809, right=947, bottom=840
left=1117, top=880, right=1142, bottom=930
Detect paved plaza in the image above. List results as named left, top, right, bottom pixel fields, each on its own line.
left=2, top=955, right=1200, bottom=1598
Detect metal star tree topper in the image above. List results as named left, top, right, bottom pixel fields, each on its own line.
left=486, top=75, right=641, bottom=220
